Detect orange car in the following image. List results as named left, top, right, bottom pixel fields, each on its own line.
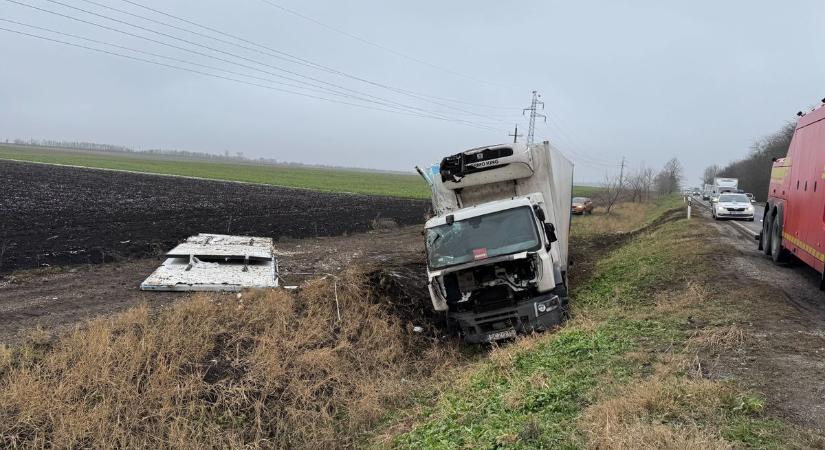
left=571, top=197, right=594, bottom=215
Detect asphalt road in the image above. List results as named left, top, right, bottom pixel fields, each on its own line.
left=692, top=196, right=763, bottom=236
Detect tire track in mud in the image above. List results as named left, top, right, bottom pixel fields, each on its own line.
left=702, top=207, right=825, bottom=431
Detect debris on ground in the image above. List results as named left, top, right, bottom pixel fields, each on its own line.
left=140, top=234, right=278, bottom=292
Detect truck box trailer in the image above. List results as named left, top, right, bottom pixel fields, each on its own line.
left=760, top=102, right=825, bottom=288
left=418, top=141, right=573, bottom=343
left=711, top=177, right=739, bottom=200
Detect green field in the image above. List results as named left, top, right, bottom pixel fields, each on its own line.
left=571, top=185, right=603, bottom=197
left=0, top=145, right=600, bottom=199
left=0, top=145, right=430, bottom=198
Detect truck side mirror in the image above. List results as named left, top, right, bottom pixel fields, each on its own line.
left=533, top=205, right=546, bottom=222
left=544, top=223, right=557, bottom=245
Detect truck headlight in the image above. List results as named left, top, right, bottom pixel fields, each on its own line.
left=535, top=297, right=559, bottom=316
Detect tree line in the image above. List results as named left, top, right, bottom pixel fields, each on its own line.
left=701, top=123, right=794, bottom=199
left=597, top=157, right=683, bottom=214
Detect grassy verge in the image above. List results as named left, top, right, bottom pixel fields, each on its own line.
left=0, top=145, right=429, bottom=198
left=571, top=195, right=683, bottom=236
left=0, top=272, right=468, bottom=448
left=380, top=198, right=822, bottom=449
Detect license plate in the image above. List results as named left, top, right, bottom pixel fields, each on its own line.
left=485, top=329, right=517, bottom=342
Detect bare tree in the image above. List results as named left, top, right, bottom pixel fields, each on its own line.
left=654, top=158, right=683, bottom=194
left=702, top=164, right=721, bottom=186
left=626, top=165, right=654, bottom=203
left=597, top=172, right=624, bottom=215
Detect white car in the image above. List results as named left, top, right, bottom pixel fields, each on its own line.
left=712, top=193, right=755, bottom=221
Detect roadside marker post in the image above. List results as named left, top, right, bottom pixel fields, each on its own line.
left=687, top=196, right=692, bottom=219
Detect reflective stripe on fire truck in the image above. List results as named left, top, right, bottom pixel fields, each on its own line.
left=783, top=231, right=825, bottom=262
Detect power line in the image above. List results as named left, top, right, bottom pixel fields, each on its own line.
left=94, top=0, right=511, bottom=122
left=3, top=0, right=502, bottom=130
left=115, top=0, right=523, bottom=112
left=0, top=26, right=500, bottom=130
left=53, top=0, right=512, bottom=127
left=0, top=18, right=425, bottom=110
left=254, top=0, right=517, bottom=90
left=547, top=115, right=616, bottom=165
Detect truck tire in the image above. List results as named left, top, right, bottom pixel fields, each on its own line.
left=770, top=208, right=789, bottom=264
left=761, top=208, right=773, bottom=255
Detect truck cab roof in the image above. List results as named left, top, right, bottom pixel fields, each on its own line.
left=425, top=196, right=538, bottom=229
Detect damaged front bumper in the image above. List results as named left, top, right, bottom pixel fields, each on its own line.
left=450, top=292, right=564, bottom=344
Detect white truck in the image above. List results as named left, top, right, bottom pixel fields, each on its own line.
left=416, top=141, right=573, bottom=343
left=711, top=177, right=739, bottom=202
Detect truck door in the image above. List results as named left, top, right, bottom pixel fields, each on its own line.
left=807, top=122, right=825, bottom=270
left=784, top=136, right=804, bottom=245
left=790, top=124, right=821, bottom=265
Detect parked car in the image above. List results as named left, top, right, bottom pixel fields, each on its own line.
left=712, top=193, right=755, bottom=221
left=571, top=197, right=593, bottom=215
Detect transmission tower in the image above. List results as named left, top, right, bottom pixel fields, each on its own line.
left=522, top=90, right=546, bottom=146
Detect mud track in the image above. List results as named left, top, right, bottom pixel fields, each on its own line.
left=701, top=207, right=825, bottom=432
left=0, top=160, right=429, bottom=274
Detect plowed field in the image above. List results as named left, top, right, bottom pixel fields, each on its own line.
left=0, top=160, right=429, bottom=273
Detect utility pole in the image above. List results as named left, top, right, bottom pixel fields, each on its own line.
left=522, top=90, right=546, bottom=146
left=508, top=125, right=523, bottom=143
left=618, top=156, right=626, bottom=188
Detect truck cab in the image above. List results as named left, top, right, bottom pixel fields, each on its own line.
left=419, top=142, right=573, bottom=343
left=424, top=195, right=565, bottom=342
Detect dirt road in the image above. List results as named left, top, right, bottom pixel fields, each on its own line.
left=0, top=227, right=425, bottom=344
left=701, top=206, right=825, bottom=431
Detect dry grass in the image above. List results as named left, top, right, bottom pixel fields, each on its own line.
left=653, top=282, right=710, bottom=316
left=573, top=202, right=661, bottom=236
left=0, top=270, right=461, bottom=449
left=686, top=325, right=748, bottom=354
left=580, top=368, right=735, bottom=449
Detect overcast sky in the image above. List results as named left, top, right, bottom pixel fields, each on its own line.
left=1, top=0, right=823, bottom=183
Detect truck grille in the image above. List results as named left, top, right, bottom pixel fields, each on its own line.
left=472, top=285, right=513, bottom=312
left=472, top=312, right=529, bottom=333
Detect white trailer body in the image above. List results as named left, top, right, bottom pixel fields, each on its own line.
left=421, top=142, right=573, bottom=343
left=712, top=177, right=739, bottom=197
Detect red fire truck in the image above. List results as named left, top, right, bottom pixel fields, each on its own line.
left=760, top=101, right=825, bottom=288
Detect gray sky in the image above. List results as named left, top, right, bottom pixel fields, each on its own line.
left=1, top=0, right=823, bottom=183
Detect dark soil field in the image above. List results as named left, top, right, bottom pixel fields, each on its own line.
left=0, top=160, right=429, bottom=274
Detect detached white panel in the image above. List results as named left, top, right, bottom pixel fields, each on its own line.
left=140, top=234, right=278, bottom=292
